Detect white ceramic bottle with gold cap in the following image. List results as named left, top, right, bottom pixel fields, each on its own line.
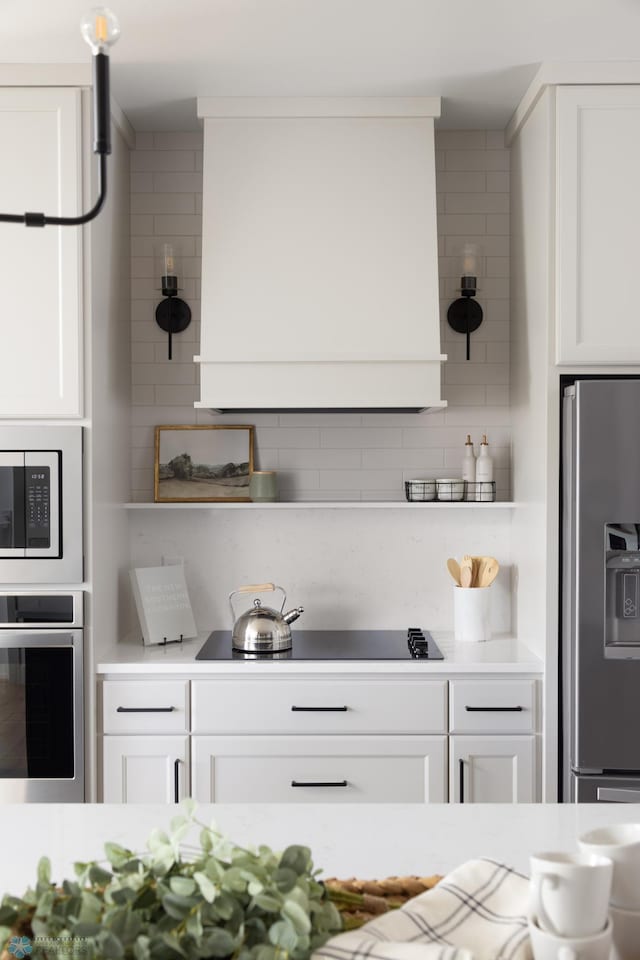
left=461, top=434, right=476, bottom=501
left=476, top=435, right=494, bottom=483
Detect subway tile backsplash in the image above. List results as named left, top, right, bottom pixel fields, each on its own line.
left=131, top=129, right=511, bottom=502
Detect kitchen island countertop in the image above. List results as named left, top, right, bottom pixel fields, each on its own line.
left=96, top=633, right=542, bottom=676
left=0, top=803, right=636, bottom=896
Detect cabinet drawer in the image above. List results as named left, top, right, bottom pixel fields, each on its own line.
left=192, top=679, right=447, bottom=734
left=449, top=679, right=535, bottom=734
left=192, top=735, right=447, bottom=803
left=102, top=680, right=189, bottom=734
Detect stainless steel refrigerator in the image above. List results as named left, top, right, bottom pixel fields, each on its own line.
left=562, top=378, right=640, bottom=802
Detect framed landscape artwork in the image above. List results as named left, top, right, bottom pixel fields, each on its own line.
left=154, top=425, right=255, bottom=502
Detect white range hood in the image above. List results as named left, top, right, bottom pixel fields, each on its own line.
left=195, top=97, right=446, bottom=412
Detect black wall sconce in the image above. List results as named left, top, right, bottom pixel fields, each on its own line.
left=447, top=243, right=484, bottom=360
left=155, top=244, right=192, bottom=359
left=0, top=7, right=119, bottom=228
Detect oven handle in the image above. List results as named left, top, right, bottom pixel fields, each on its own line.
left=596, top=787, right=640, bottom=803
left=0, top=632, right=79, bottom=648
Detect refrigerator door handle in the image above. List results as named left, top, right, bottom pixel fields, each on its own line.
left=596, top=787, right=640, bottom=803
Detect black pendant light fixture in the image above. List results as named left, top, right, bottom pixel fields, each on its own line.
left=0, top=6, right=120, bottom=228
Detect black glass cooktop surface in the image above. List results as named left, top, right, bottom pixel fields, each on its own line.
left=196, top=629, right=444, bottom=661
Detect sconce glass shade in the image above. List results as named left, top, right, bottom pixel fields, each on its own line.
left=80, top=7, right=120, bottom=54
left=157, top=242, right=184, bottom=296
left=457, top=241, right=484, bottom=282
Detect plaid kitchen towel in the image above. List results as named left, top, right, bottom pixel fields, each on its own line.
left=314, top=859, right=532, bottom=960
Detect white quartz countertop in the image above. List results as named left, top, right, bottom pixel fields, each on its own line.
left=0, top=803, right=635, bottom=896
left=96, top=633, right=542, bottom=676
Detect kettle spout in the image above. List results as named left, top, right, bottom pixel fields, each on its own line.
left=283, top=606, right=304, bottom=625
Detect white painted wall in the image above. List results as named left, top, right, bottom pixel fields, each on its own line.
left=85, top=111, right=132, bottom=798
left=509, top=90, right=556, bottom=800
left=128, top=507, right=513, bottom=634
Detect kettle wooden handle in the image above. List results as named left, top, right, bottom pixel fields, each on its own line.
left=229, top=583, right=287, bottom=623
left=235, top=583, right=275, bottom=593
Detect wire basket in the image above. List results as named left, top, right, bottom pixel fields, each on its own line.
left=463, top=481, right=496, bottom=502
left=404, top=480, right=436, bottom=501
left=404, top=480, right=496, bottom=502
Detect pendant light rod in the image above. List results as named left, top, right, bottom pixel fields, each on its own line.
left=0, top=7, right=119, bottom=228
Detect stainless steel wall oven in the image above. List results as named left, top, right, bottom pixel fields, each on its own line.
left=0, top=591, right=83, bottom=801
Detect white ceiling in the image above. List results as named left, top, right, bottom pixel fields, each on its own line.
left=4, top=0, right=640, bottom=130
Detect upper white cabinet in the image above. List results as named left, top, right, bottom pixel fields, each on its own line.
left=196, top=97, right=444, bottom=411
left=0, top=88, right=83, bottom=417
left=556, top=85, right=640, bottom=364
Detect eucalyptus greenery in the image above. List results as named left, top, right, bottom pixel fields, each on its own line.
left=0, top=800, right=342, bottom=960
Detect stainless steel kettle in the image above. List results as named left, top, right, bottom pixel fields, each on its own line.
left=230, top=583, right=304, bottom=652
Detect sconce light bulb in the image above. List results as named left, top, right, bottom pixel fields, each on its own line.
left=80, top=7, right=120, bottom=54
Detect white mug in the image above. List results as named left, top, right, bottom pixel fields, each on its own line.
left=529, top=852, right=613, bottom=938
left=528, top=915, right=612, bottom=960
left=609, top=902, right=640, bottom=960
left=579, top=823, right=640, bottom=910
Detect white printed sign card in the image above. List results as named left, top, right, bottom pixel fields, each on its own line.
left=130, top=565, right=197, bottom=646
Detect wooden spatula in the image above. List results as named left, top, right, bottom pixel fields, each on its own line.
left=446, top=558, right=461, bottom=585
left=460, top=554, right=473, bottom=588
left=479, top=557, right=499, bottom=587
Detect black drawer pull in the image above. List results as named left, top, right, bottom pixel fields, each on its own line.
left=465, top=706, right=523, bottom=712
left=291, top=780, right=348, bottom=788
left=459, top=759, right=465, bottom=803
left=291, top=706, right=348, bottom=712
left=174, top=759, right=181, bottom=803
left=116, top=706, right=176, bottom=713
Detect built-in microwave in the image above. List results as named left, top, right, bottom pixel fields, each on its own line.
left=0, top=426, right=82, bottom=584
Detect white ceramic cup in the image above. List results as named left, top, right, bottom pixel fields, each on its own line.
left=529, top=852, right=613, bottom=938
left=453, top=584, right=491, bottom=643
left=609, top=902, right=640, bottom=960
left=528, top=915, right=612, bottom=960
left=579, top=823, right=640, bottom=910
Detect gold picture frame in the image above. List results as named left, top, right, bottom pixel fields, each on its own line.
left=154, top=425, right=255, bottom=502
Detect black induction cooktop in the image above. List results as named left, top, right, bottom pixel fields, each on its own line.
left=195, top=628, right=444, bottom=661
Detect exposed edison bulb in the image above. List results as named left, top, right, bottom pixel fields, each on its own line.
left=80, top=7, right=120, bottom=54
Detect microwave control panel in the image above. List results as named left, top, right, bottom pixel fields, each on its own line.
left=26, top=466, right=50, bottom=548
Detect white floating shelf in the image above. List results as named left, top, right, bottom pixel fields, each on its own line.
left=124, top=501, right=517, bottom=510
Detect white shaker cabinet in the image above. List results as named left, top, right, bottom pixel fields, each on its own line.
left=102, top=735, right=189, bottom=804
left=556, top=85, right=640, bottom=364
left=0, top=87, right=83, bottom=417
left=450, top=736, right=535, bottom=803
left=191, top=735, right=447, bottom=803
left=99, top=671, right=540, bottom=803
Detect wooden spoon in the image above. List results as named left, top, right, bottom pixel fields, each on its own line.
left=460, top=554, right=473, bottom=588
left=471, top=556, right=482, bottom=588
left=446, top=558, right=461, bottom=585
left=479, top=558, right=500, bottom=588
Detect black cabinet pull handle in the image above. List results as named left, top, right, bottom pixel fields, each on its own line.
left=459, top=759, right=465, bottom=803
left=174, top=759, right=181, bottom=803
left=291, top=780, right=348, bottom=788
left=465, top=706, right=523, bottom=712
left=117, top=706, right=175, bottom=713
left=291, top=706, right=348, bottom=712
